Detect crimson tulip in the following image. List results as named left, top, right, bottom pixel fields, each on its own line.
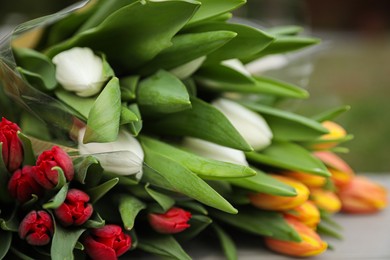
left=148, top=207, right=192, bottom=234
left=19, top=210, right=54, bottom=246
left=84, top=224, right=131, bottom=260
left=8, top=166, right=44, bottom=203
left=33, top=146, right=74, bottom=189
left=54, top=189, right=93, bottom=226
left=0, top=117, right=23, bottom=172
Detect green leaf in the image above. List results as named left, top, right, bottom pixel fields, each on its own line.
left=120, top=105, right=139, bottom=125
left=145, top=184, right=175, bottom=212
left=145, top=96, right=252, bottom=151
left=241, top=101, right=329, bottom=141
left=228, top=169, right=297, bottom=196
left=195, top=64, right=308, bottom=98
left=55, top=89, right=95, bottom=120
left=246, top=141, right=331, bottom=177
left=137, top=31, right=236, bottom=75
left=187, top=0, right=245, bottom=25
left=73, top=155, right=103, bottom=185
left=210, top=208, right=301, bottom=242
left=0, top=230, right=12, bottom=259
left=137, top=70, right=191, bottom=114
left=317, top=222, right=343, bottom=240
left=126, top=104, right=143, bottom=136
left=138, top=235, right=191, bottom=260
left=51, top=223, right=85, bottom=260
left=311, top=105, right=351, bottom=122
left=83, top=77, right=121, bottom=143
left=176, top=201, right=208, bottom=215
left=17, top=132, right=36, bottom=165
left=212, top=224, right=237, bottom=260
left=46, top=0, right=200, bottom=72
left=118, top=194, right=146, bottom=231
left=0, top=208, right=19, bottom=232
left=140, top=136, right=256, bottom=179
left=176, top=215, right=212, bottom=241
left=83, top=212, right=105, bottom=229
left=53, top=166, right=67, bottom=190
left=43, top=183, right=69, bottom=209
left=186, top=22, right=274, bottom=62
left=142, top=146, right=237, bottom=214
left=267, top=25, right=303, bottom=36
left=13, top=47, right=57, bottom=90
left=87, top=177, right=119, bottom=204
left=120, top=75, right=139, bottom=101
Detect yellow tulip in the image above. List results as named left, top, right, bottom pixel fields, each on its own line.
left=284, top=201, right=320, bottom=229
left=265, top=217, right=328, bottom=257
left=249, top=175, right=309, bottom=211
left=310, top=188, right=341, bottom=213
left=282, top=171, right=327, bottom=188
left=314, top=121, right=346, bottom=149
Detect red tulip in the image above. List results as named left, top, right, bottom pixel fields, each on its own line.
left=54, top=189, right=93, bottom=226
left=338, top=176, right=388, bottom=214
left=19, top=210, right=54, bottom=246
left=84, top=224, right=131, bottom=260
left=265, top=217, right=328, bottom=257
left=8, top=166, right=44, bottom=203
left=33, top=146, right=74, bottom=189
left=148, top=207, right=192, bottom=234
left=0, top=117, right=23, bottom=172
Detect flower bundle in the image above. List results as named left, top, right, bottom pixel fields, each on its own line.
left=0, top=0, right=387, bottom=259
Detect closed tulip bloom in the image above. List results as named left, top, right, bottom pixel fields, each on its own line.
left=314, top=151, right=355, bottom=188
left=78, top=128, right=144, bottom=178
left=249, top=175, right=309, bottom=211
left=314, top=121, right=347, bottom=149
left=212, top=98, right=273, bottom=151
left=265, top=217, right=327, bottom=257
left=181, top=137, right=248, bottom=166
left=8, top=166, right=44, bottom=203
left=148, top=207, right=192, bottom=234
left=52, top=47, right=107, bottom=97
left=54, top=189, right=93, bottom=226
left=310, top=188, right=341, bottom=214
left=19, top=210, right=54, bottom=246
left=0, top=117, right=23, bottom=172
left=84, top=224, right=131, bottom=260
left=33, top=146, right=74, bottom=189
left=282, top=171, right=327, bottom=188
left=338, top=176, right=387, bottom=214
left=284, top=201, right=320, bottom=229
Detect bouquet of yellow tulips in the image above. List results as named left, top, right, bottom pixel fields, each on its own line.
left=0, top=0, right=387, bottom=259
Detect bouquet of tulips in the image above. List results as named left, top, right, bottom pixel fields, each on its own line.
left=0, top=0, right=387, bottom=259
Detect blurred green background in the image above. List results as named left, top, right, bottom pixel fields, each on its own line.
left=1, top=0, right=389, bottom=172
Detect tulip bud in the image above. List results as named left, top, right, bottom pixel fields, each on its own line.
left=265, top=217, right=327, bottom=257
left=33, top=146, right=74, bottom=189
left=314, top=121, right=347, bottom=149
left=84, top=224, right=131, bottom=259
left=212, top=98, right=273, bottom=151
left=181, top=137, right=248, bottom=166
left=54, top=189, right=93, bottom=226
left=8, top=166, right=44, bottom=203
left=284, top=201, right=320, bottom=229
left=52, top=47, right=108, bottom=97
left=148, top=207, right=192, bottom=234
left=249, top=175, right=309, bottom=211
left=338, top=176, right=387, bottom=214
left=19, top=210, right=54, bottom=246
left=282, top=171, right=327, bottom=188
left=314, top=151, right=355, bottom=188
left=78, top=128, right=144, bottom=178
left=0, top=117, right=23, bottom=172
left=310, top=188, right=341, bottom=214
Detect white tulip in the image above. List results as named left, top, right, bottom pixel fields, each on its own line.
left=78, top=128, right=144, bottom=178
left=182, top=137, right=248, bottom=166
left=170, top=56, right=206, bottom=79
left=52, top=47, right=106, bottom=97
left=245, top=54, right=288, bottom=75
left=212, top=98, right=273, bottom=151
left=222, top=59, right=251, bottom=77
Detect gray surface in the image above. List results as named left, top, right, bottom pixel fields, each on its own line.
left=183, top=174, right=390, bottom=260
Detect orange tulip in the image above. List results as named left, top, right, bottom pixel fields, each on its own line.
left=314, top=121, right=346, bottom=149
left=338, top=176, right=388, bottom=214
left=282, top=171, right=327, bottom=188
left=314, top=151, right=355, bottom=188
left=265, top=217, right=328, bottom=257
left=249, top=175, right=309, bottom=211
left=284, top=201, right=320, bottom=229
left=310, top=188, right=341, bottom=214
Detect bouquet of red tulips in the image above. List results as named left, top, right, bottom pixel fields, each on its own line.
left=0, top=0, right=387, bottom=259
